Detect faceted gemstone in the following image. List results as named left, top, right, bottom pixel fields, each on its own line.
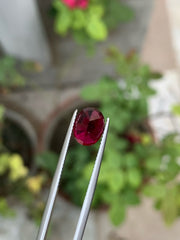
left=73, top=108, right=105, bottom=145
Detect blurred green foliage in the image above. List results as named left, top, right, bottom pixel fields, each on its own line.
left=45, top=48, right=180, bottom=226
left=0, top=198, right=15, bottom=217
left=30, top=48, right=180, bottom=227
left=0, top=105, right=45, bottom=223
left=0, top=106, right=28, bottom=217
left=53, top=0, right=134, bottom=49
left=172, top=104, right=180, bottom=116
left=35, top=151, right=59, bottom=176
left=0, top=56, right=25, bottom=89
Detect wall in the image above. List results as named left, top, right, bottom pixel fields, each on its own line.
left=0, top=0, right=51, bottom=64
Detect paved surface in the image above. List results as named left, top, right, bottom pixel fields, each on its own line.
left=0, top=205, right=37, bottom=240
left=141, top=0, right=176, bottom=71
left=166, top=0, right=180, bottom=68
left=0, top=197, right=97, bottom=240
left=105, top=198, right=180, bottom=240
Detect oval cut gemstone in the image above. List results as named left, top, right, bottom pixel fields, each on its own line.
left=73, top=108, right=105, bottom=145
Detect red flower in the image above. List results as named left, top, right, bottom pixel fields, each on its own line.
left=126, top=134, right=141, bottom=144
left=62, top=0, right=89, bottom=9
left=62, top=0, right=76, bottom=9
left=77, top=0, right=89, bottom=9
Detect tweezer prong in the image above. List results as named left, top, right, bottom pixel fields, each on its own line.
left=73, top=118, right=110, bottom=240
left=36, top=109, right=78, bottom=240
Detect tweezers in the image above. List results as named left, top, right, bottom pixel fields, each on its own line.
left=36, top=109, right=109, bottom=240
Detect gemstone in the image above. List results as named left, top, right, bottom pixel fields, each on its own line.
left=73, top=108, right=105, bottom=145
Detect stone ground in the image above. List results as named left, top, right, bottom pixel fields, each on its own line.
left=1, top=0, right=180, bottom=240
left=0, top=197, right=97, bottom=240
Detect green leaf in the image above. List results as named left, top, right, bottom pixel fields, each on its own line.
left=53, top=0, right=64, bottom=10
left=86, top=16, right=107, bottom=41
left=127, top=168, right=142, bottom=188
left=107, top=170, right=125, bottom=193
left=123, top=189, right=140, bottom=205
left=107, top=108, right=130, bottom=132
left=0, top=56, right=25, bottom=88
left=161, top=187, right=179, bottom=225
left=0, top=198, right=15, bottom=217
left=104, top=148, right=122, bottom=168
left=143, top=184, right=166, bottom=200
left=138, top=65, right=151, bottom=79
left=172, top=104, right=180, bottom=116
left=162, top=161, right=180, bottom=182
left=101, top=191, right=117, bottom=205
left=83, top=162, right=94, bottom=180
left=150, top=72, right=162, bottom=79
left=106, top=133, right=127, bottom=152
left=134, top=144, right=147, bottom=159
left=145, top=157, right=161, bottom=171
left=109, top=199, right=126, bottom=226
left=54, top=11, right=72, bottom=35
left=72, top=10, right=86, bottom=30
left=141, top=134, right=152, bottom=145
left=88, top=4, right=105, bottom=18
left=73, top=30, right=96, bottom=51
left=81, top=76, right=117, bottom=102
left=125, top=154, right=138, bottom=168
left=0, top=153, right=10, bottom=175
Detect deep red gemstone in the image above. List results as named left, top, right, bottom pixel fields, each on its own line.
left=73, top=108, right=105, bottom=145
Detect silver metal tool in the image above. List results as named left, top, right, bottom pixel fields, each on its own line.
left=36, top=109, right=109, bottom=240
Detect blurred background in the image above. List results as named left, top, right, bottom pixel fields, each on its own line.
left=0, top=0, right=180, bottom=239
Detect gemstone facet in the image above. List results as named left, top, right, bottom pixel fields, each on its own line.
left=73, top=108, right=105, bottom=145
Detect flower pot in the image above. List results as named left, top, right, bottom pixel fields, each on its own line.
left=2, top=107, right=37, bottom=169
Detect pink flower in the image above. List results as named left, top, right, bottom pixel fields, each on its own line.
left=62, top=0, right=89, bottom=9
left=76, top=0, right=89, bottom=9
left=62, top=0, right=76, bottom=9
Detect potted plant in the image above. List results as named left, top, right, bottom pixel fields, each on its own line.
left=0, top=104, right=46, bottom=226
left=35, top=48, right=180, bottom=228
left=52, top=0, right=134, bottom=49
left=0, top=56, right=26, bottom=93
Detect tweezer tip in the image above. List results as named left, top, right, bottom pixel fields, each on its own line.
left=105, top=118, right=110, bottom=130
left=74, top=109, right=78, bottom=113
left=72, top=109, right=78, bottom=121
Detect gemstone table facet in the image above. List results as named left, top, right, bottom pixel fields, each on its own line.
left=73, top=108, right=105, bottom=145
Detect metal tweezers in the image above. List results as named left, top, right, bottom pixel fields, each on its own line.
left=36, top=109, right=110, bottom=240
